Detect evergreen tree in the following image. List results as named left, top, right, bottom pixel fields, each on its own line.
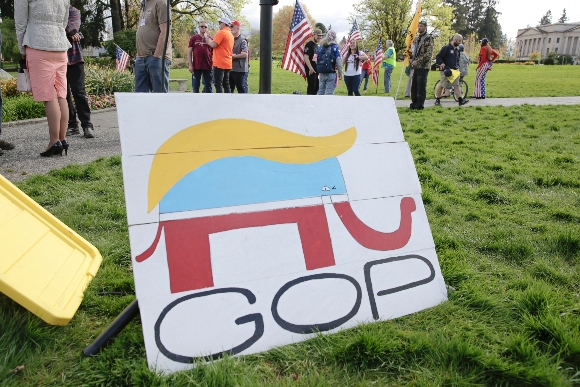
left=315, top=23, right=327, bottom=33
left=539, top=10, right=552, bottom=26
left=477, top=4, right=501, bottom=44
left=558, top=9, right=568, bottom=23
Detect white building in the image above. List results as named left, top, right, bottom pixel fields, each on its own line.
left=515, top=22, right=580, bottom=63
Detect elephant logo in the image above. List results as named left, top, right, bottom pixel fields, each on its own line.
left=136, top=119, right=416, bottom=294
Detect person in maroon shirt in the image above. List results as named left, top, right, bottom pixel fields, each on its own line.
left=188, top=21, right=214, bottom=93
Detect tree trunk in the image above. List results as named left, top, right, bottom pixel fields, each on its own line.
left=110, top=0, right=123, bottom=33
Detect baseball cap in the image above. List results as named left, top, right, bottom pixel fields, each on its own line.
left=419, top=20, right=428, bottom=26
left=481, top=38, right=489, bottom=45
left=458, top=44, right=465, bottom=51
left=231, top=20, right=241, bottom=27
left=443, top=68, right=452, bottom=77
left=218, top=16, right=231, bottom=25
left=314, top=28, right=322, bottom=35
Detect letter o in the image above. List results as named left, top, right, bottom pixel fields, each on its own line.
left=271, top=273, right=362, bottom=334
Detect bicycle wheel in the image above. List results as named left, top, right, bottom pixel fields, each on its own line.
left=433, top=80, right=441, bottom=99
left=452, top=80, right=468, bottom=102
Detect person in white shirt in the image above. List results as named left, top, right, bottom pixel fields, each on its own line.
left=342, top=39, right=368, bottom=96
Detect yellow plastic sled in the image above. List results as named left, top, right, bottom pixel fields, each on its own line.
left=0, top=174, right=101, bottom=325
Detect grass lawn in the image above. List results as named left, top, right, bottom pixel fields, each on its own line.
left=1, top=104, right=579, bottom=386
left=169, top=60, right=580, bottom=98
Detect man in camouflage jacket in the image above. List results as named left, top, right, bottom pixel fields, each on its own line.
left=410, top=20, right=434, bottom=110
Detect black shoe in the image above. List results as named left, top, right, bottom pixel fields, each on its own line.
left=0, top=149, right=3, bottom=156
left=434, top=98, right=441, bottom=106
left=61, top=140, right=69, bottom=156
left=67, top=126, right=81, bottom=136
left=40, top=141, right=63, bottom=157
left=459, top=98, right=470, bottom=106
left=0, top=140, right=15, bottom=150
left=83, top=127, right=95, bottom=138
left=409, top=103, right=416, bottom=110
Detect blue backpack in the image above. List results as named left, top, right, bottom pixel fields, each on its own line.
left=317, top=44, right=337, bottom=73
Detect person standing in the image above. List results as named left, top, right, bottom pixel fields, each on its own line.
left=458, top=43, right=470, bottom=83
left=65, top=5, right=94, bottom=138
left=316, top=29, right=342, bottom=95
left=0, top=21, right=14, bottom=156
left=188, top=21, right=213, bottom=93
left=304, top=29, right=323, bottom=95
left=206, top=17, right=234, bottom=93
left=229, top=20, right=248, bottom=93
left=434, top=34, right=469, bottom=106
left=409, top=21, right=434, bottom=110
left=15, top=0, right=71, bottom=157
left=342, top=39, right=368, bottom=96
left=135, top=0, right=171, bottom=93
left=359, top=50, right=371, bottom=92
left=382, top=40, right=396, bottom=93
left=473, top=38, right=498, bottom=99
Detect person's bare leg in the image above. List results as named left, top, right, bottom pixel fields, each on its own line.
left=58, top=96, right=68, bottom=141
left=436, top=85, right=444, bottom=98
left=44, top=90, right=61, bottom=150
left=454, top=85, right=463, bottom=99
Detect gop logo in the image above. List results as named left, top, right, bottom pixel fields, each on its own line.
left=118, top=94, right=447, bottom=373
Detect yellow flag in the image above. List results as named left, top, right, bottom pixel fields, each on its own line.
left=404, top=0, right=422, bottom=66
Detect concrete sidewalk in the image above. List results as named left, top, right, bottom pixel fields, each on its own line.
left=1, top=97, right=579, bottom=183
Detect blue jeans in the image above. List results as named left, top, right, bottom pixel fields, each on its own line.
left=134, top=56, right=171, bottom=93
left=344, top=75, right=361, bottom=96
left=193, top=69, right=213, bottom=93
left=360, top=69, right=370, bottom=91
left=317, top=73, right=337, bottom=95
left=243, top=67, right=249, bottom=93
left=384, top=66, right=394, bottom=93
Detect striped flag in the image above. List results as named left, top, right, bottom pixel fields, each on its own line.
left=372, top=37, right=383, bottom=85
left=404, top=0, right=422, bottom=66
left=340, top=19, right=363, bottom=58
left=281, top=0, right=314, bottom=79
left=116, top=44, right=130, bottom=72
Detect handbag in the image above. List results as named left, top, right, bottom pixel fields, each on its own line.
left=17, top=60, right=32, bottom=93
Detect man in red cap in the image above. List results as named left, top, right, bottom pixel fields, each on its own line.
left=229, top=20, right=248, bottom=93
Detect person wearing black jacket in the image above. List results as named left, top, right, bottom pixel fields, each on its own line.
left=434, top=34, right=469, bottom=106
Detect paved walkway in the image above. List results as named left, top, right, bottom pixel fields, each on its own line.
left=1, top=97, right=579, bottom=183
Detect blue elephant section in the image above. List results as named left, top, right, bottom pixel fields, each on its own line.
left=159, top=156, right=347, bottom=214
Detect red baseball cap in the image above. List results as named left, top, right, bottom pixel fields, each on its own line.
left=231, top=20, right=241, bottom=27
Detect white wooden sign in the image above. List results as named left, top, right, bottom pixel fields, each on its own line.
left=116, top=93, right=447, bottom=373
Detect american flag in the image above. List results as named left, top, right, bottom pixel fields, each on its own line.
left=281, top=0, right=313, bottom=79
left=372, top=37, right=383, bottom=85
left=116, top=44, right=130, bottom=72
left=340, top=19, right=362, bottom=58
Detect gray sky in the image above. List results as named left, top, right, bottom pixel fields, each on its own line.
left=242, top=0, right=580, bottom=41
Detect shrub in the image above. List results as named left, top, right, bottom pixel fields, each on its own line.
left=105, top=29, right=137, bottom=58
left=1, top=94, right=45, bottom=122
left=84, top=57, right=116, bottom=69
left=0, top=78, right=19, bottom=98
left=529, top=51, right=541, bottom=62
left=85, top=64, right=134, bottom=95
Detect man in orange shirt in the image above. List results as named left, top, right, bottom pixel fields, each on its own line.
left=205, top=17, right=234, bottom=93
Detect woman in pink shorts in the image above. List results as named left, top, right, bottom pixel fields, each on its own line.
left=15, top=0, right=72, bottom=157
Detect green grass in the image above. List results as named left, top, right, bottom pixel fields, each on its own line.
left=169, top=60, right=580, bottom=98
left=1, top=105, right=580, bottom=386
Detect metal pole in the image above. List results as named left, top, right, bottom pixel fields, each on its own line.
left=82, top=300, right=140, bottom=356
left=259, top=0, right=277, bottom=94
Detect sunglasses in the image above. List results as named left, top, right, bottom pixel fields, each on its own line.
left=200, top=26, right=208, bottom=28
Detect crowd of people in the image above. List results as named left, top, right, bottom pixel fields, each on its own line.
left=1, top=1, right=500, bottom=159
left=302, top=20, right=498, bottom=109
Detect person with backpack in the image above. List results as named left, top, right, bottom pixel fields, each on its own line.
left=316, top=30, right=343, bottom=95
